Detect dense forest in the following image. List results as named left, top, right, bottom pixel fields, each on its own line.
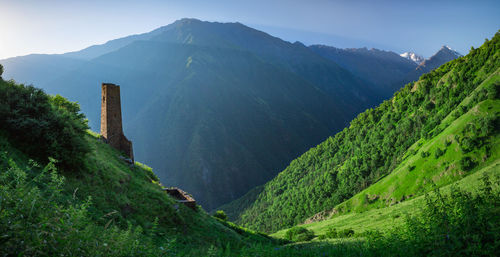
left=225, top=32, right=500, bottom=233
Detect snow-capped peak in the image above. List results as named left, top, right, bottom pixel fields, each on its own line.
left=400, top=52, right=425, bottom=65
left=440, top=45, right=462, bottom=57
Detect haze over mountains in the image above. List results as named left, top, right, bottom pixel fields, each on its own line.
left=309, top=45, right=462, bottom=94
left=0, top=18, right=460, bottom=210
left=309, top=46, right=418, bottom=94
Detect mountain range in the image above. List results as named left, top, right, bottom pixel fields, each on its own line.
left=222, top=32, right=498, bottom=233
left=309, top=45, right=462, bottom=94
left=0, top=18, right=460, bottom=210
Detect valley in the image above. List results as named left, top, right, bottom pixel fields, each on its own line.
left=0, top=4, right=498, bottom=255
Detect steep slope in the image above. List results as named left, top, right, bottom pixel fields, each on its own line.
left=309, top=45, right=418, bottom=94
left=224, top=32, right=499, bottom=233
left=62, top=23, right=175, bottom=60
left=0, top=18, right=380, bottom=210
left=272, top=160, right=500, bottom=239
left=147, top=19, right=379, bottom=107
left=0, top=77, right=276, bottom=255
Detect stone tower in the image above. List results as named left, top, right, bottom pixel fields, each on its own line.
left=100, top=83, right=134, bottom=162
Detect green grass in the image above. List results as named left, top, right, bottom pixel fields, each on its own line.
left=334, top=99, right=499, bottom=214
left=0, top=132, right=276, bottom=256
left=306, top=70, right=500, bottom=218
left=271, top=152, right=500, bottom=240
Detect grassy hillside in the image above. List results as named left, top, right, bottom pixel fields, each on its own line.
left=224, top=32, right=500, bottom=233
left=0, top=77, right=277, bottom=256
left=334, top=94, right=499, bottom=215
left=271, top=156, right=500, bottom=239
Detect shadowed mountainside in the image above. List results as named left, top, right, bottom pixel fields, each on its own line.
left=1, top=18, right=383, bottom=210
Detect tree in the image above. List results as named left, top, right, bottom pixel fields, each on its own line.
left=213, top=210, right=227, bottom=220
left=0, top=64, right=3, bottom=78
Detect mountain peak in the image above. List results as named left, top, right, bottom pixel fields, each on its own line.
left=412, top=45, right=462, bottom=74
left=437, top=45, right=462, bottom=57
left=400, top=52, right=425, bottom=64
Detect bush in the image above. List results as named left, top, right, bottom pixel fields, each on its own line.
left=460, top=156, right=476, bottom=171
left=136, top=162, right=159, bottom=182
left=434, top=147, right=445, bottom=158
left=325, top=227, right=338, bottom=238
left=459, top=136, right=475, bottom=153
left=486, top=82, right=499, bottom=99
left=284, top=227, right=315, bottom=242
left=0, top=80, right=90, bottom=170
left=338, top=228, right=355, bottom=238
left=420, top=151, right=430, bottom=158
left=214, top=210, right=228, bottom=221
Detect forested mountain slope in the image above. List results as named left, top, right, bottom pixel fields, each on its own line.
left=0, top=19, right=381, bottom=210
left=223, top=32, right=500, bottom=233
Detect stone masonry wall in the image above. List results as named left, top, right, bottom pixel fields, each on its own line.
left=100, top=83, right=134, bottom=161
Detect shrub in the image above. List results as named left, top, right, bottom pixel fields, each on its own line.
left=460, top=156, right=476, bottom=171
left=434, top=147, right=445, bottom=158
left=338, top=228, right=355, bottom=238
left=214, top=210, right=228, bottom=221
left=486, top=82, right=499, bottom=99
left=420, top=151, right=430, bottom=158
left=325, top=227, right=338, bottom=238
left=136, top=162, right=159, bottom=182
left=284, top=227, right=315, bottom=242
left=459, top=136, right=475, bottom=153
left=479, top=115, right=496, bottom=136
left=0, top=80, right=90, bottom=169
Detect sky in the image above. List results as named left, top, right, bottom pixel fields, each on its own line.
left=0, top=0, right=499, bottom=60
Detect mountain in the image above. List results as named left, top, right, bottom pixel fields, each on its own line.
left=222, top=32, right=499, bottom=233
left=0, top=18, right=382, bottom=210
left=415, top=45, right=462, bottom=74
left=309, top=45, right=417, bottom=94
left=402, top=45, right=462, bottom=83
left=310, top=45, right=463, bottom=96
left=0, top=77, right=276, bottom=255
left=0, top=54, right=85, bottom=86
left=400, top=51, right=424, bottom=64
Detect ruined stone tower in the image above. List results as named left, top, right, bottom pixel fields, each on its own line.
left=100, top=83, right=134, bottom=162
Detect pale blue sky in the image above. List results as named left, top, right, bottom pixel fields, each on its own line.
left=0, top=0, right=499, bottom=59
